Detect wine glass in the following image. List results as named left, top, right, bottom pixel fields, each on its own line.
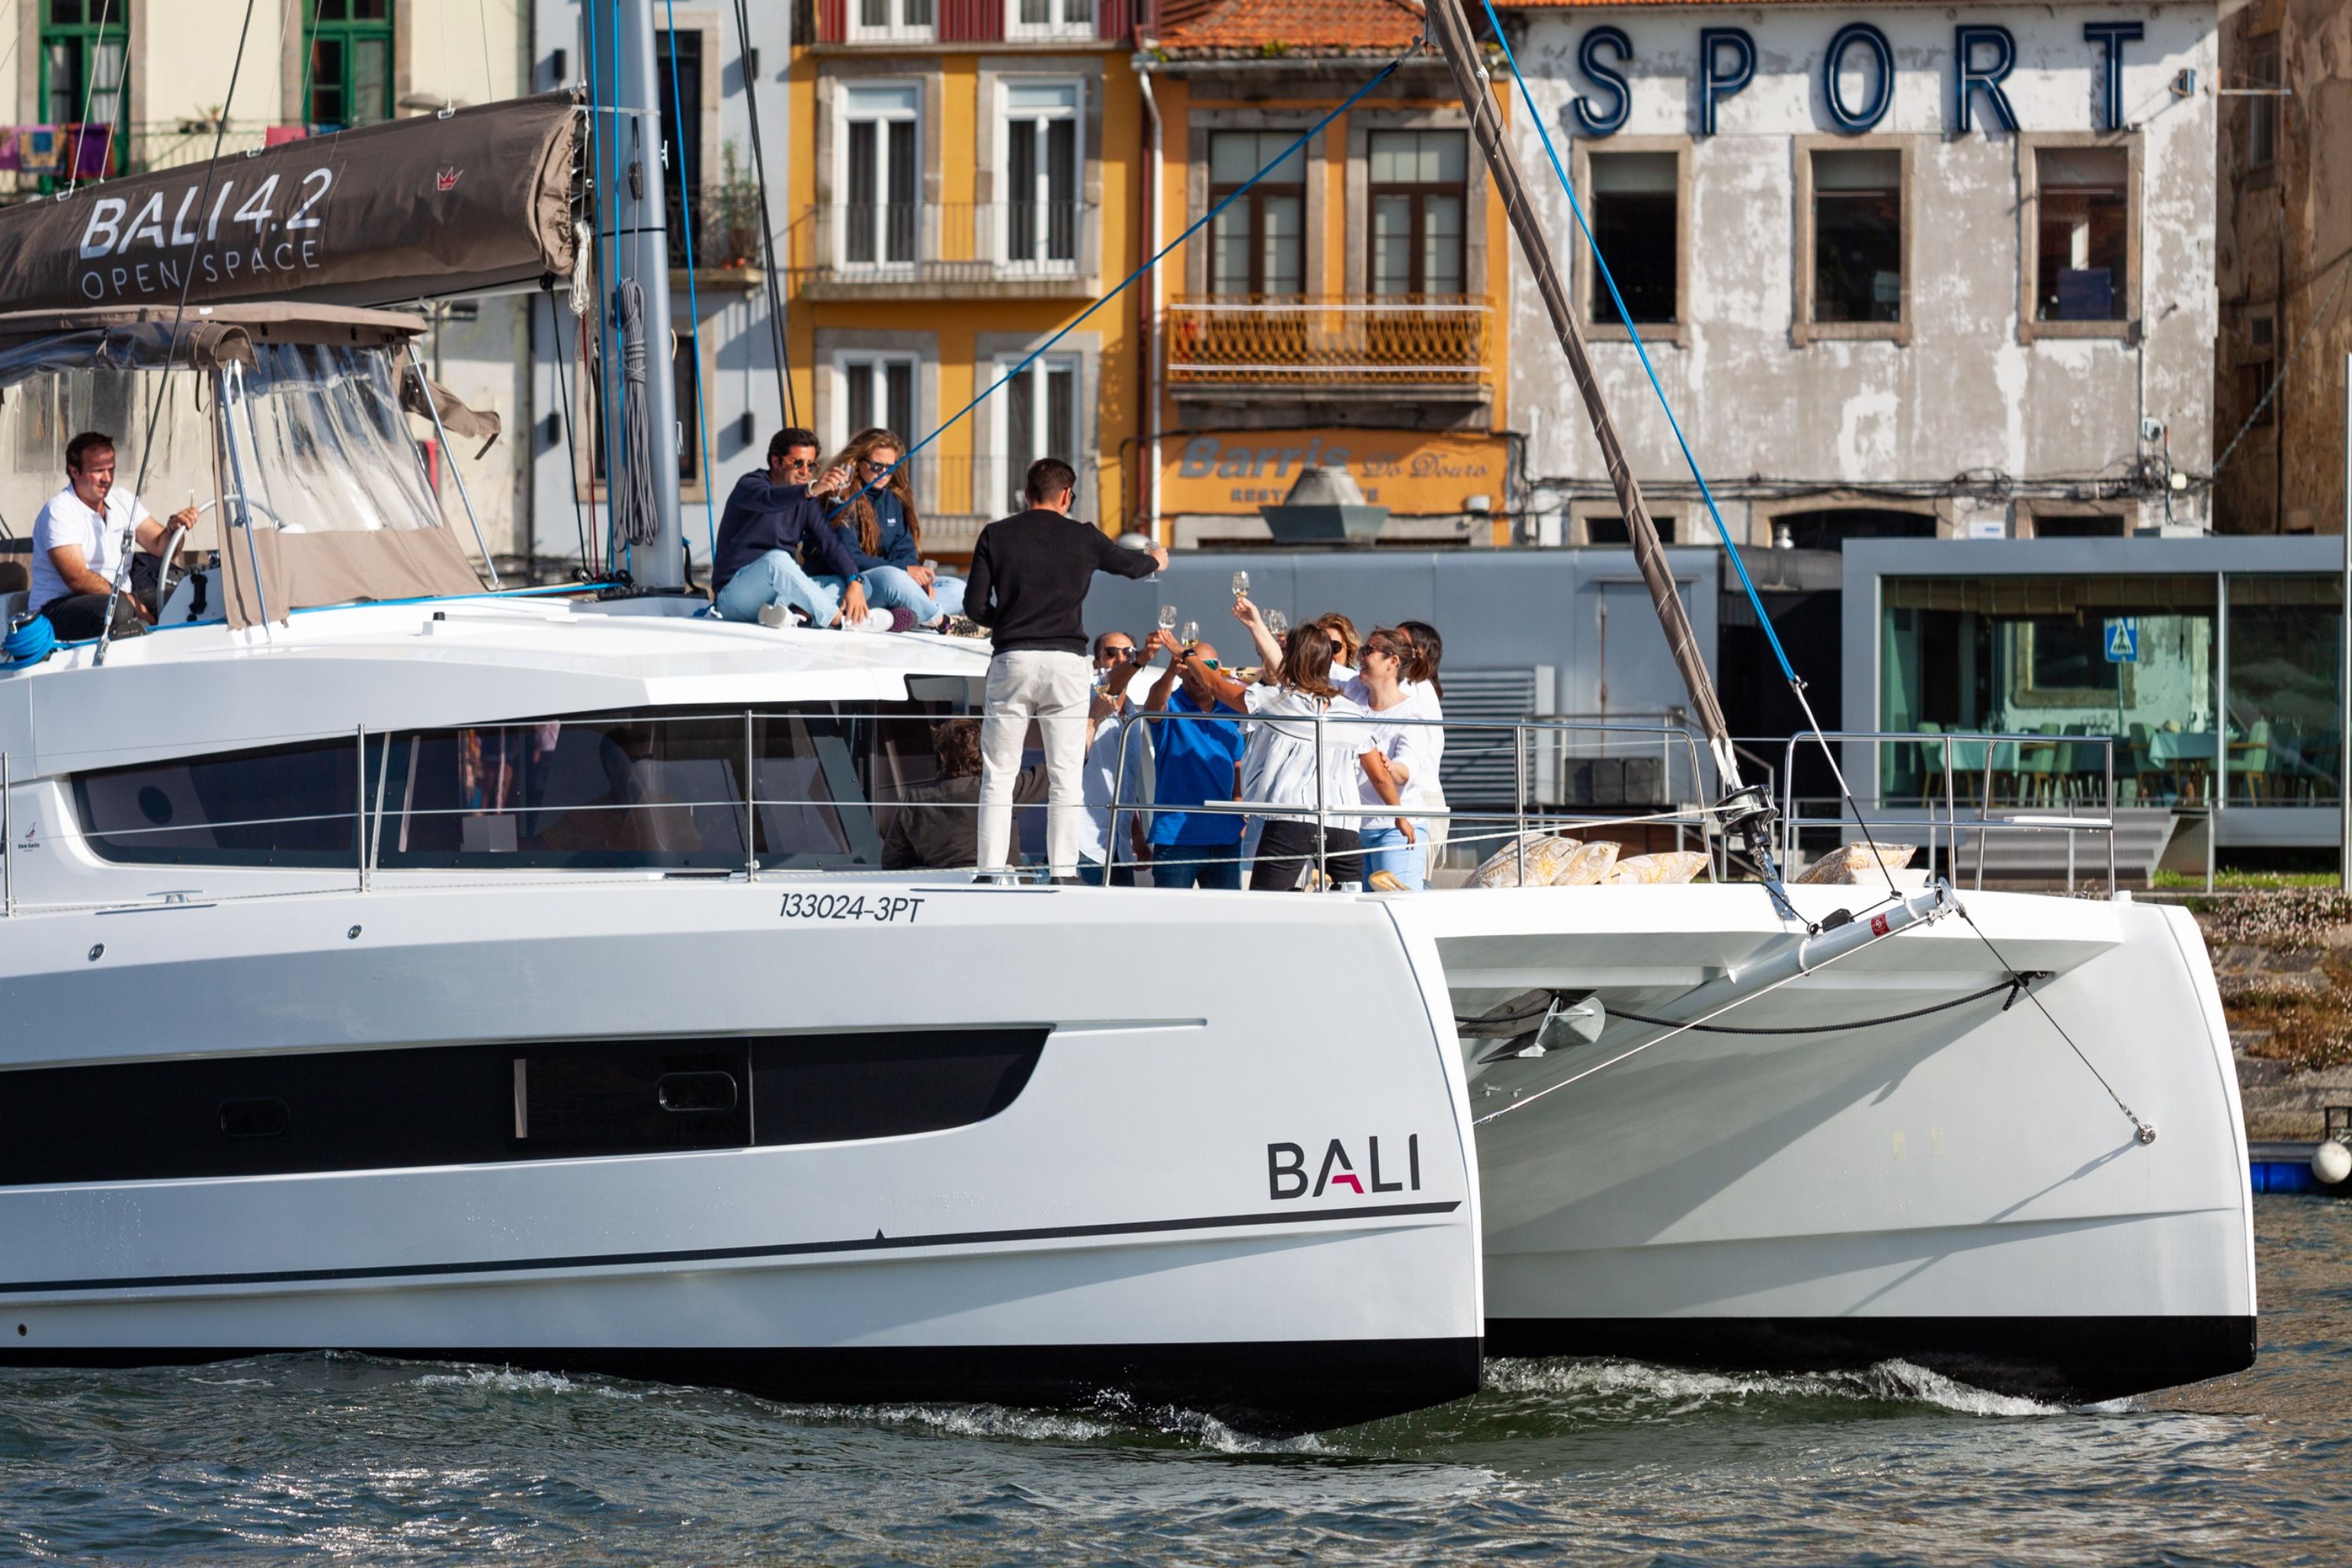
left=1157, top=604, right=1178, bottom=636
left=1265, top=608, right=1290, bottom=638
left=1231, top=570, right=1250, bottom=599
left=1180, top=619, right=1200, bottom=648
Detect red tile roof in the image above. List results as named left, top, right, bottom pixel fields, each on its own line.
left=1156, top=0, right=1425, bottom=56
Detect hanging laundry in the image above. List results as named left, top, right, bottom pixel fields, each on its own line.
left=263, top=125, right=309, bottom=148
left=61, top=125, right=113, bottom=180
left=16, top=127, right=60, bottom=176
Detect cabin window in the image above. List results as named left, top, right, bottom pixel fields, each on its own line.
left=1207, top=131, right=1307, bottom=297
left=1807, top=147, right=1904, bottom=327
left=1368, top=130, right=1467, bottom=297
left=1584, top=150, right=1679, bottom=327
left=73, top=736, right=360, bottom=868
left=305, top=0, right=393, bottom=130
left=0, top=1029, right=1048, bottom=1188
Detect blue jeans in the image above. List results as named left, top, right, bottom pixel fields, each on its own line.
left=930, top=574, right=967, bottom=619
left=858, top=564, right=941, bottom=622
left=1357, top=821, right=1426, bottom=889
left=1078, top=856, right=1137, bottom=887
left=716, top=550, right=840, bottom=625
left=1149, top=838, right=1243, bottom=890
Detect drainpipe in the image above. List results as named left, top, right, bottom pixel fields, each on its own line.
left=1134, top=46, right=1164, bottom=547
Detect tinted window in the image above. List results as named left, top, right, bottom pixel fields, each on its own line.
left=73, top=736, right=358, bottom=866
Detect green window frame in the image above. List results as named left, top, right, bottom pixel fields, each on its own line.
left=305, top=0, right=394, bottom=131
left=38, top=0, right=129, bottom=183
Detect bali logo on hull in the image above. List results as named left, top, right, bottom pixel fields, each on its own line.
left=1266, top=1135, right=1421, bottom=1200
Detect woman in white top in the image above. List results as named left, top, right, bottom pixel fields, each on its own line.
left=1229, top=598, right=1369, bottom=890
left=1352, top=626, right=1435, bottom=888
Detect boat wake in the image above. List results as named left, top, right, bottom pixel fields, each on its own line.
left=1482, top=1356, right=2092, bottom=1420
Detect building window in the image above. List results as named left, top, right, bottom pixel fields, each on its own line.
left=2031, top=147, right=2129, bottom=322
left=1004, top=82, right=1080, bottom=269
left=1208, top=132, right=1306, bottom=296
left=839, top=355, right=917, bottom=448
left=656, top=30, right=705, bottom=269
left=849, top=0, right=934, bottom=43
left=305, top=0, right=392, bottom=130
left=2226, top=576, right=2343, bottom=806
left=41, top=0, right=129, bottom=159
left=1584, top=514, right=1675, bottom=545
left=996, top=355, right=1077, bottom=515
left=840, top=84, right=920, bottom=268
left=1369, top=130, right=1466, bottom=296
left=1586, top=150, right=1677, bottom=326
left=1809, top=147, right=1903, bottom=325
left=1007, top=0, right=1093, bottom=41
left=2247, top=42, right=2279, bottom=172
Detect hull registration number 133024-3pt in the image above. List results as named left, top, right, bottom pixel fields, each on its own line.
left=778, top=893, right=927, bottom=924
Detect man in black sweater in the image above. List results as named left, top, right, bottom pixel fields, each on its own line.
left=710, top=427, right=871, bottom=629
left=967, top=457, right=1168, bottom=879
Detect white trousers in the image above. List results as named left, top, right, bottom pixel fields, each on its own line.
left=978, top=648, right=1091, bottom=876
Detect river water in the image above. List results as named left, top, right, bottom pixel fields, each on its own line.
left=2, top=1195, right=2345, bottom=1564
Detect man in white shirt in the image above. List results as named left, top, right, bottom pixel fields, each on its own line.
left=31, top=431, right=198, bottom=641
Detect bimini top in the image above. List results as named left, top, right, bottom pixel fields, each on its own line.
left=0, top=302, right=428, bottom=390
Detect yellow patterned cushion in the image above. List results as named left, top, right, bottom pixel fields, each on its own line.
left=1470, top=833, right=1584, bottom=888
left=1795, top=840, right=1918, bottom=884
left=1604, top=850, right=1711, bottom=885
left=1549, top=839, right=1621, bottom=886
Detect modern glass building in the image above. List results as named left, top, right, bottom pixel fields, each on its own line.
left=1843, top=537, right=2343, bottom=851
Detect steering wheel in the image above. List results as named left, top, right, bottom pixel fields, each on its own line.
left=156, top=496, right=292, bottom=614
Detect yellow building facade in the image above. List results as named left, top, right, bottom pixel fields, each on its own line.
left=782, top=0, right=1514, bottom=557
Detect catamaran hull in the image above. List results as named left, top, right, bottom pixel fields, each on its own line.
left=1408, top=885, right=2257, bottom=1402
left=0, top=880, right=1483, bottom=1436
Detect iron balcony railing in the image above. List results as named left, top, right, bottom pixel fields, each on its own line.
left=1164, top=294, right=1493, bottom=387
left=805, top=201, right=1097, bottom=285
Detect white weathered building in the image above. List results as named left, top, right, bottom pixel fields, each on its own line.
left=1496, top=0, right=2220, bottom=546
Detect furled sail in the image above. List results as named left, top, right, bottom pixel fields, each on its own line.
left=0, top=93, right=579, bottom=313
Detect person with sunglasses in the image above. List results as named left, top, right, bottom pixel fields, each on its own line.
left=710, top=427, right=885, bottom=631
left=813, top=427, right=960, bottom=628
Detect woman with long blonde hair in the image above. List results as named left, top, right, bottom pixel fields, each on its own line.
left=814, top=426, right=964, bottom=626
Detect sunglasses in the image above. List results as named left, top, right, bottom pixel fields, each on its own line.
left=859, top=457, right=895, bottom=473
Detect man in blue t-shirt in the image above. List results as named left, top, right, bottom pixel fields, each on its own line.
left=1141, top=633, right=1247, bottom=889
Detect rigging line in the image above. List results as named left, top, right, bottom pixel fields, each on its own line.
left=583, top=0, right=623, bottom=572
left=662, top=0, right=720, bottom=575
left=1955, top=903, right=2155, bottom=1142
left=1476, top=0, right=1900, bottom=903
left=477, top=0, right=496, bottom=107
left=1471, top=908, right=1916, bottom=1127
left=825, top=38, right=1422, bottom=528
left=731, top=0, right=797, bottom=428
left=66, top=0, right=114, bottom=197
left=545, top=285, right=593, bottom=572
left=96, top=0, right=260, bottom=666
left=1457, top=973, right=2029, bottom=1035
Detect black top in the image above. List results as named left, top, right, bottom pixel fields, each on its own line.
left=964, top=510, right=1157, bottom=655
left=711, top=470, right=860, bottom=594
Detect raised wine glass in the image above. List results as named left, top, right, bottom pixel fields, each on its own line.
left=1231, top=570, right=1250, bottom=599
left=1180, top=619, right=1200, bottom=648
left=1265, top=608, right=1290, bottom=638
left=1157, top=604, right=1178, bottom=637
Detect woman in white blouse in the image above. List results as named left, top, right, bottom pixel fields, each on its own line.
left=1352, top=626, right=1433, bottom=888
left=1229, top=597, right=1371, bottom=890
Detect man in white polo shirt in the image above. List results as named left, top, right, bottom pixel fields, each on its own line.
left=31, top=430, right=198, bottom=641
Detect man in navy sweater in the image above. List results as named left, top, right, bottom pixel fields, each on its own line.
left=711, top=428, right=872, bottom=629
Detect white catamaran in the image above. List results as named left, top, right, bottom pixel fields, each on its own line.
left=0, top=0, right=2252, bottom=1432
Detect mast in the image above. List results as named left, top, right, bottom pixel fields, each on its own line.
left=612, top=0, right=687, bottom=590
left=1422, top=0, right=1744, bottom=791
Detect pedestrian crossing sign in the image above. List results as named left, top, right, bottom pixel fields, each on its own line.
left=2103, top=617, right=2140, bottom=663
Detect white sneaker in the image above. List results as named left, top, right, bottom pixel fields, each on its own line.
left=855, top=608, right=898, bottom=633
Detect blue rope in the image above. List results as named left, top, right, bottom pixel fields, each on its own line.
left=662, top=0, right=721, bottom=579
left=1476, top=0, right=1797, bottom=688
left=827, top=39, right=1422, bottom=527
